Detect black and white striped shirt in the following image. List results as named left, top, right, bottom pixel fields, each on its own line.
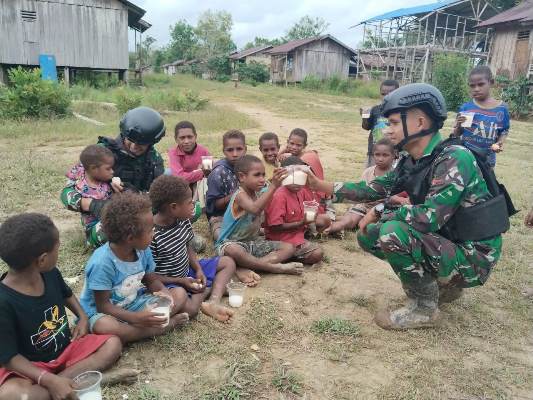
left=150, top=219, right=193, bottom=278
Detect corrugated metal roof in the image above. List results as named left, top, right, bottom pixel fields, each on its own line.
left=268, top=35, right=356, bottom=55
left=117, top=0, right=151, bottom=32
left=229, top=45, right=273, bottom=60
left=354, top=0, right=461, bottom=25
left=477, top=0, right=533, bottom=27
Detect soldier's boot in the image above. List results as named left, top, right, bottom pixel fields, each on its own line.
left=374, top=278, right=440, bottom=330
left=438, top=285, right=464, bottom=305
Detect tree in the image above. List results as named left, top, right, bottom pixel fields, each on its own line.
left=243, top=36, right=283, bottom=50
left=195, top=10, right=236, bottom=59
left=167, top=19, right=198, bottom=62
left=284, top=16, right=329, bottom=41
left=492, top=0, right=521, bottom=10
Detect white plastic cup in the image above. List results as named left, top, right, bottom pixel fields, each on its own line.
left=147, top=296, right=172, bottom=328
left=282, top=165, right=309, bottom=186
left=111, top=176, right=121, bottom=186
left=303, top=200, right=319, bottom=223
left=461, top=112, right=475, bottom=128
left=201, top=156, right=214, bottom=170
left=361, top=107, right=371, bottom=119
left=73, top=371, right=103, bottom=400
left=227, top=282, right=246, bottom=308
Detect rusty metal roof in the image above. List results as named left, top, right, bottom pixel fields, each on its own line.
left=229, top=45, right=273, bottom=60
left=268, top=35, right=356, bottom=55
left=477, top=0, right=533, bottom=27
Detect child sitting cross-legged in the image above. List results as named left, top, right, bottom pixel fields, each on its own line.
left=149, top=175, right=236, bottom=323
left=215, top=155, right=304, bottom=276
left=0, top=213, right=122, bottom=399
left=79, top=192, right=189, bottom=345
left=265, top=156, right=331, bottom=265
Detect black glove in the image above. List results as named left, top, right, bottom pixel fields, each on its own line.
left=88, top=199, right=110, bottom=218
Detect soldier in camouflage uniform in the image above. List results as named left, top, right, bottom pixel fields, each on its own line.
left=308, top=83, right=504, bottom=330
left=61, top=107, right=165, bottom=247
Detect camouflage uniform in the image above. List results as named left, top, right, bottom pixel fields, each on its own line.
left=60, top=136, right=164, bottom=247
left=333, top=132, right=502, bottom=289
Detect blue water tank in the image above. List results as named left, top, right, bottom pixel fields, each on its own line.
left=39, top=54, right=58, bottom=82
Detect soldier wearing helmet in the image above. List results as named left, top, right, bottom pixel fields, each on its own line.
left=60, top=107, right=165, bottom=247
left=307, top=83, right=505, bottom=330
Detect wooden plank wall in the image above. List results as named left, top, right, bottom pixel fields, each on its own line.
left=0, top=0, right=129, bottom=69
left=292, top=38, right=350, bottom=82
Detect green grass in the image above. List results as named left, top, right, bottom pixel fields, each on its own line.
left=311, top=317, right=360, bottom=337
left=271, top=363, right=304, bottom=395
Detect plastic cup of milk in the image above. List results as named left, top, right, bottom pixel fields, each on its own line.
left=227, top=281, right=246, bottom=308
left=147, top=296, right=172, bottom=327
left=282, top=165, right=309, bottom=186
left=460, top=112, right=475, bottom=128
left=303, top=200, right=319, bottom=223
left=111, top=176, right=122, bottom=186
left=201, top=156, right=214, bottom=170
left=361, top=107, right=371, bottom=119
left=73, top=371, right=103, bottom=400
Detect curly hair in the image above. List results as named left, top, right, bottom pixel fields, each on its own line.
left=222, top=129, right=246, bottom=148
left=289, top=128, right=308, bottom=145
left=0, top=213, right=59, bottom=270
left=149, top=175, right=191, bottom=213
left=235, top=154, right=262, bottom=175
left=80, top=145, right=114, bottom=169
left=259, top=132, right=280, bottom=148
left=174, top=120, right=197, bottom=139
left=469, top=65, right=493, bottom=81
left=101, top=192, right=152, bottom=243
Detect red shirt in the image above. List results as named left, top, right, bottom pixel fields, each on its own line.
left=265, top=186, right=316, bottom=246
left=168, top=144, right=210, bottom=184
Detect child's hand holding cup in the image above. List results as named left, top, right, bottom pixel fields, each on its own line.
left=111, top=176, right=124, bottom=193
left=360, top=107, right=371, bottom=119
left=303, top=201, right=319, bottom=224
left=272, top=167, right=289, bottom=187
left=491, top=142, right=503, bottom=153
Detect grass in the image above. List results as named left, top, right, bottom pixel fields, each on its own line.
left=0, top=73, right=532, bottom=399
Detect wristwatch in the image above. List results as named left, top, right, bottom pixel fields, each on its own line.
left=374, top=203, right=385, bottom=218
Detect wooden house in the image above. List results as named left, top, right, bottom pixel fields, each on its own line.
left=163, top=59, right=186, bottom=76
left=229, top=45, right=273, bottom=72
left=0, top=0, right=150, bottom=84
left=477, top=0, right=533, bottom=79
left=268, top=35, right=356, bottom=84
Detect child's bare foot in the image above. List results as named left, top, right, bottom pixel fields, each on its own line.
left=235, top=268, right=261, bottom=287
left=272, top=262, right=304, bottom=275
left=101, top=368, right=140, bottom=387
left=166, top=312, right=189, bottom=331
left=201, top=301, right=234, bottom=323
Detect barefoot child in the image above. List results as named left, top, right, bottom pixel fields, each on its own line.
left=265, top=156, right=330, bottom=265
left=326, top=139, right=408, bottom=236
left=149, top=175, right=236, bottom=323
left=454, top=66, right=510, bottom=168
left=79, top=192, right=189, bottom=344
left=361, top=79, right=399, bottom=167
left=215, top=155, right=304, bottom=276
left=258, top=132, right=280, bottom=181
left=206, top=130, right=247, bottom=241
left=0, top=213, right=122, bottom=399
left=65, top=144, right=117, bottom=247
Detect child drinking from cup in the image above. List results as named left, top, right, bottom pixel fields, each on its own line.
left=258, top=132, right=280, bottom=181
left=79, top=192, right=189, bottom=344
left=265, top=156, right=330, bottom=265
left=0, top=213, right=122, bottom=399
left=215, top=155, right=304, bottom=276
left=326, top=139, right=409, bottom=236
left=65, top=144, right=119, bottom=248
left=361, top=79, right=399, bottom=167
left=149, top=175, right=236, bottom=322
left=454, top=66, right=510, bottom=168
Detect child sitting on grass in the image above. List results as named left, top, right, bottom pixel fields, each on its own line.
left=215, top=155, right=304, bottom=276
left=361, top=79, right=399, bottom=167
left=0, top=213, right=122, bottom=399
left=80, top=192, right=189, bottom=344
left=280, top=128, right=324, bottom=180
left=326, top=139, right=409, bottom=236
left=206, top=130, right=247, bottom=241
left=149, top=175, right=236, bottom=323
left=265, top=156, right=330, bottom=265
left=65, top=144, right=118, bottom=247
left=454, top=65, right=510, bottom=168
left=258, top=132, right=280, bottom=181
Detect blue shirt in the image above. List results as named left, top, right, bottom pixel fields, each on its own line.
left=205, top=159, right=240, bottom=219
left=79, top=243, right=156, bottom=318
left=458, top=101, right=510, bottom=166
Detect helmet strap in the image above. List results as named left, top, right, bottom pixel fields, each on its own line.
left=395, top=111, right=437, bottom=150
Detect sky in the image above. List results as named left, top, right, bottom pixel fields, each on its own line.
left=129, top=0, right=434, bottom=50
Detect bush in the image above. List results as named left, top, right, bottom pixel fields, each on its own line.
left=301, top=75, right=323, bottom=91
left=327, top=75, right=342, bottom=91
left=146, top=90, right=209, bottom=112
left=0, top=67, right=71, bottom=119
left=238, top=61, right=269, bottom=83
left=496, top=75, right=533, bottom=119
left=215, top=74, right=230, bottom=83
left=75, top=70, right=119, bottom=89
left=432, top=54, right=470, bottom=112
left=115, top=88, right=142, bottom=114
left=207, top=56, right=231, bottom=79
left=143, top=73, right=171, bottom=87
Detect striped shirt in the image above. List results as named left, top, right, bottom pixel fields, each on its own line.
left=150, top=219, right=193, bottom=277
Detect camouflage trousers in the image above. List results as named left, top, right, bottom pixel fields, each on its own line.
left=357, top=220, right=502, bottom=288
left=85, top=221, right=107, bottom=248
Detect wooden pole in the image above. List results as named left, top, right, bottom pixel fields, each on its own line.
left=432, top=13, right=439, bottom=46
left=421, top=47, right=430, bottom=82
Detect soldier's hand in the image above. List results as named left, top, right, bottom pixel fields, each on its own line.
left=525, top=207, right=533, bottom=228
left=358, top=207, right=379, bottom=233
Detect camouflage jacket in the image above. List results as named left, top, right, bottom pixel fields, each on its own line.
left=334, top=133, right=498, bottom=238
left=60, top=136, right=164, bottom=213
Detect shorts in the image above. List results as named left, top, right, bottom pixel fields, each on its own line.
left=0, top=334, right=113, bottom=385
left=208, top=216, right=224, bottom=241
left=294, top=240, right=319, bottom=260
left=161, top=257, right=220, bottom=294
left=216, top=239, right=281, bottom=258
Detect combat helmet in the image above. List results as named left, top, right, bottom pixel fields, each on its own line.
left=119, top=106, right=166, bottom=145
left=381, top=83, right=447, bottom=149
